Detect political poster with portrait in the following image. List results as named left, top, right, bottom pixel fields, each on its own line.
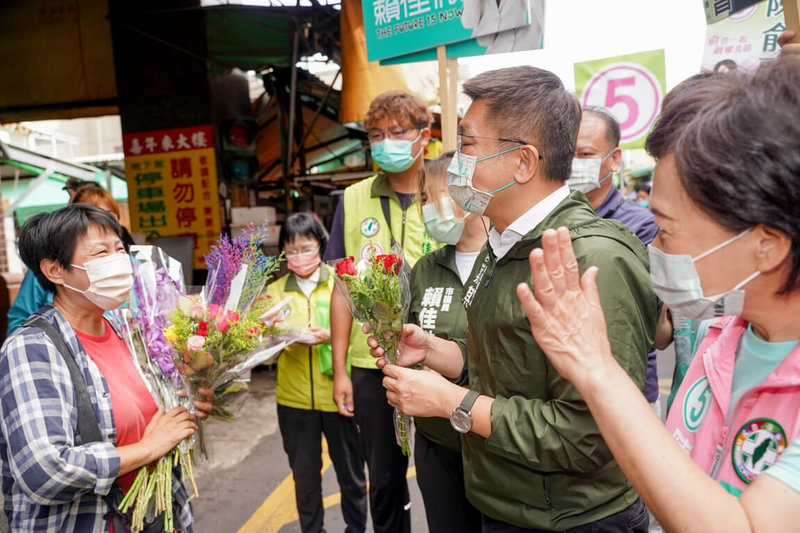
left=380, top=0, right=544, bottom=64
left=704, top=0, right=765, bottom=24
left=123, top=125, right=222, bottom=269
left=362, top=0, right=535, bottom=61
left=574, top=49, right=667, bottom=151
left=702, top=0, right=784, bottom=72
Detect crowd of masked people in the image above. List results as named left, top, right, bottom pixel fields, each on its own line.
left=2, top=34, right=800, bottom=533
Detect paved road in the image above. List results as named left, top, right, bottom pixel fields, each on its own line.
left=192, top=365, right=427, bottom=533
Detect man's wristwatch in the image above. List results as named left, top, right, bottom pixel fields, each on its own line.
left=450, top=390, right=480, bottom=434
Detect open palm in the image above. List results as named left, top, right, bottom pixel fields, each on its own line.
left=515, top=227, right=614, bottom=386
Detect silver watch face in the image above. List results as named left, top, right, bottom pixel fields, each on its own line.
left=450, top=408, right=471, bottom=433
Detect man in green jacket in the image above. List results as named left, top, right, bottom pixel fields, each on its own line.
left=369, top=66, right=658, bottom=531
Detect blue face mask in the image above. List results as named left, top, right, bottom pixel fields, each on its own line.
left=636, top=200, right=650, bottom=208
left=370, top=132, right=423, bottom=173
left=446, top=145, right=522, bottom=216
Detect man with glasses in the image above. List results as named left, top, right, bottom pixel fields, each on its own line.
left=368, top=67, right=658, bottom=531
left=570, top=108, right=661, bottom=416
left=323, top=90, right=440, bottom=533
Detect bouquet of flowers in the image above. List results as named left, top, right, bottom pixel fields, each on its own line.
left=165, top=224, right=290, bottom=453
left=109, top=245, right=196, bottom=533
left=332, top=245, right=412, bottom=455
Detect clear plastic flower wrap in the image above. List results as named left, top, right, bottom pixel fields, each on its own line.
left=330, top=244, right=413, bottom=455
left=108, top=245, right=196, bottom=533
left=165, top=224, right=292, bottom=457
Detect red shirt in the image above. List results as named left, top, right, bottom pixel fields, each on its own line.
left=76, top=320, right=158, bottom=492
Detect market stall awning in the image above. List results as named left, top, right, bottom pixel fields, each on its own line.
left=0, top=140, right=128, bottom=225
left=254, top=69, right=366, bottom=183
left=0, top=1, right=341, bottom=122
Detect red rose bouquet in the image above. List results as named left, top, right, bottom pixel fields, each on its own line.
left=332, top=245, right=413, bottom=455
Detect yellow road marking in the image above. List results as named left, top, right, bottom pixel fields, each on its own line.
left=238, top=438, right=416, bottom=533
left=659, top=377, right=672, bottom=396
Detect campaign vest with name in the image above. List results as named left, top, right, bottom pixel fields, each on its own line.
left=342, top=173, right=439, bottom=368
left=665, top=316, right=800, bottom=497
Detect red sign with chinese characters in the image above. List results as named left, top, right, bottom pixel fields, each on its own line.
left=123, top=125, right=222, bottom=269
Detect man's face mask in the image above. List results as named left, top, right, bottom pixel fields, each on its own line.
left=370, top=131, right=423, bottom=173
left=567, top=149, right=615, bottom=193
left=447, top=145, right=522, bottom=217
left=648, top=229, right=760, bottom=320
left=64, top=253, right=133, bottom=310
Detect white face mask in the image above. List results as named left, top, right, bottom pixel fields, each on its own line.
left=64, top=253, right=133, bottom=310
left=423, top=197, right=469, bottom=245
left=447, top=146, right=521, bottom=216
left=648, top=229, right=759, bottom=320
left=567, top=149, right=615, bottom=193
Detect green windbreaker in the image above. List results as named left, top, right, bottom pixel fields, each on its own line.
left=462, top=192, right=658, bottom=530
left=407, top=245, right=470, bottom=453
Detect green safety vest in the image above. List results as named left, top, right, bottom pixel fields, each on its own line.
left=267, top=265, right=339, bottom=412
left=342, top=173, right=439, bottom=369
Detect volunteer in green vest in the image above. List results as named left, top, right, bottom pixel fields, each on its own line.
left=410, top=153, right=484, bottom=532
left=367, top=67, right=658, bottom=531
left=268, top=213, right=367, bottom=533
left=323, top=90, right=439, bottom=533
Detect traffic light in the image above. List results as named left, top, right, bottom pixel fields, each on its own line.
left=221, top=117, right=259, bottom=184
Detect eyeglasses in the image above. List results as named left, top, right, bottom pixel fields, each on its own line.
left=367, top=126, right=423, bottom=143
left=284, top=247, right=319, bottom=259
left=457, top=133, right=534, bottom=152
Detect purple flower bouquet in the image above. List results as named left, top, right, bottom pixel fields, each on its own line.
left=109, top=245, right=196, bottom=533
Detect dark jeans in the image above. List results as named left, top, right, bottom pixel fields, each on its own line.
left=415, top=430, right=481, bottom=533
left=481, top=499, right=649, bottom=533
left=352, top=367, right=411, bottom=533
left=277, top=405, right=367, bottom=533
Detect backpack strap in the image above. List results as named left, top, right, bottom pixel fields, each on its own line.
left=379, top=196, right=398, bottom=248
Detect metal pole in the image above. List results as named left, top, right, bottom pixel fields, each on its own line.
left=5, top=164, right=56, bottom=217
left=285, top=25, right=300, bottom=211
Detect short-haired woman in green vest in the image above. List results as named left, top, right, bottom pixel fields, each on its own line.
left=408, top=154, right=487, bottom=532
left=267, top=213, right=367, bottom=533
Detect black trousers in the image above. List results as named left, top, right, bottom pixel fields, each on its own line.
left=414, top=429, right=481, bottom=533
left=352, top=367, right=411, bottom=533
left=481, top=499, right=649, bottom=533
left=277, top=404, right=367, bottom=533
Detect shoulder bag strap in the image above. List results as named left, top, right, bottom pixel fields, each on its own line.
left=22, top=315, right=104, bottom=443
left=379, top=196, right=398, bottom=247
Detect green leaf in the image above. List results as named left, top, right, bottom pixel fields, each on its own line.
left=189, top=350, right=214, bottom=371
left=372, top=299, right=397, bottom=322
left=217, top=381, right=249, bottom=397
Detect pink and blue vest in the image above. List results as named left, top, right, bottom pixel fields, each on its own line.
left=665, top=316, right=800, bottom=496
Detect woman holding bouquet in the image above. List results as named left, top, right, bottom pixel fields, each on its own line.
left=267, top=213, right=367, bottom=533
left=0, top=204, right=212, bottom=532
